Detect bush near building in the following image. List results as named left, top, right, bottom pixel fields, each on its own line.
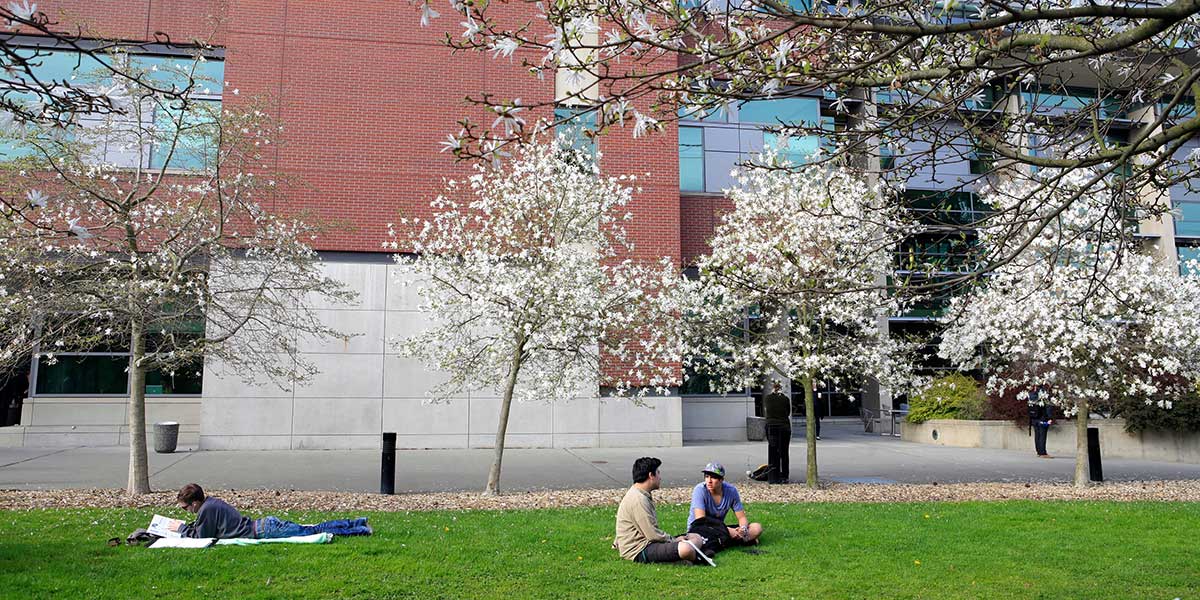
left=1113, top=383, right=1200, bottom=434
left=906, top=373, right=986, bottom=423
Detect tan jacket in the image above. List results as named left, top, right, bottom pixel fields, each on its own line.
left=615, top=485, right=672, bottom=560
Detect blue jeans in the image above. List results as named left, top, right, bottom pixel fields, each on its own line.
left=254, top=516, right=371, bottom=539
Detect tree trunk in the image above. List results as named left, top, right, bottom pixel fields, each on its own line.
left=1074, top=395, right=1091, bottom=488
left=483, top=336, right=525, bottom=496
left=803, top=373, right=818, bottom=489
left=126, top=320, right=151, bottom=496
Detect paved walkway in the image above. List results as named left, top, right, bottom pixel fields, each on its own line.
left=3, top=422, right=1200, bottom=493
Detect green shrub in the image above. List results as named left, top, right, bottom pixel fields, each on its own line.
left=907, top=373, right=986, bottom=424
left=1112, top=380, right=1200, bottom=433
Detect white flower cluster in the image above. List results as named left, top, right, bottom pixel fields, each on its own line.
left=939, top=168, right=1200, bottom=413
left=391, top=140, right=683, bottom=406
left=678, top=155, right=919, bottom=394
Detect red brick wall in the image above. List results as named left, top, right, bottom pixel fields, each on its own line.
left=38, top=1, right=689, bottom=261
left=680, top=193, right=733, bottom=267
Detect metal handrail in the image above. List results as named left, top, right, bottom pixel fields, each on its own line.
left=860, top=407, right=908, bottom=437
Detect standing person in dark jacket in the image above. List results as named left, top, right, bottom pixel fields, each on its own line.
left=1027, top=388, right=1054, bottom=458
left=172, top=483, right=373, bottom=539
left=762, top=380, right=792, bottom=484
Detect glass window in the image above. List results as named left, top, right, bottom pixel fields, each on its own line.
left=737, top=97, right=820, bottom=126
left=679, top=126, right=704, bottom=192
left=896, top=231, right=980, bottom=273
left=678, top=103, right=727, bottom=122
left=144, top=357, right=203, bottom=395
left=969, top=147, right=994, bottom=175
left=1177, top=202, right=1200, bottom=237
left=763, top=131, right=820, bottom=165
left=1, top=47, right=224, bottom=170
left=903, top=190, right=985, bottom=226
left=1179, top=244, right=1200, bottom=276
left=148, top=99, right=220, bottom=171
left=554, top=106, right=597, bottom=158
left=880, top=146, right=896, bottom=171
left=35, top=355, right=129, bottom=395
left=759, top=0, right=812, bottom=14
left=1158, top=97, right=1197, bottom=123
left=1021, top=87, right=1121, bottom=118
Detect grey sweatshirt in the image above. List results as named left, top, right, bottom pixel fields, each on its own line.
left=179, top=497, right=255, bottom=539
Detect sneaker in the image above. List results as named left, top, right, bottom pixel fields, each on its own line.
left=816, top=436, right=821, bottom=440
left=684, top=539, right=716, bottom=567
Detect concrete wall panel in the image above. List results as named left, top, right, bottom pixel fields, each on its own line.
left=291, top=397, right=382, bottom=435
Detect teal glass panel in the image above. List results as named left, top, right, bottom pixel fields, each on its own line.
left=1179, top=246, right=1200, bottom=276
left=737, top=97, right=819, bottom=126
left=132, top=55, right=225, bottom=95
left=553, top=106, right=597, bottom=157
left=1159, top=97, right=1197, bottom=121
left=149, top=99, right=219, bottom=170
left=1022, top=87, right=1120, bottom=118
left=678, top=104, right=727, bottom=122
left=1177, top=202, right=1200, bottom=237
left=679, top=126, right=704, bottom=192
left=760, top=0, right=812, bottom=13
left=764, top=131, right=819, bottom=165
left=35, top=355, right=129, bottom=395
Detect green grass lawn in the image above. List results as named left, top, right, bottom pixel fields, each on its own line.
left=1, top=501, right=1196, bottom=599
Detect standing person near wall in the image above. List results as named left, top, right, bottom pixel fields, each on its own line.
left=763, top=380, right=792, bottom=484
left=1028, top=387, right=1055, bottom=458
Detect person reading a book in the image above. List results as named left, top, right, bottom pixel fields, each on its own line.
left=173, top=483, right=373, bottom=539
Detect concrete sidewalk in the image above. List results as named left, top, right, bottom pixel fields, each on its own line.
left=3, top=422, right=1200, bottom=493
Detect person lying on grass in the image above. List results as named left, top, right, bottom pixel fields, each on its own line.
left=614, top=457, right=715, bottom=566
left=689, top=462, right=762, bottom=545
left=172, top=483, right=373, bottom=539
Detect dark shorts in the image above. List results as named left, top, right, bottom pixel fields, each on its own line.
left=634, top=541, right=679, bottom=563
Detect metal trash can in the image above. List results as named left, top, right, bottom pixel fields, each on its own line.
left=746, top=416, right=766, bottom=441
left=154, top=421, right=179, bottom=454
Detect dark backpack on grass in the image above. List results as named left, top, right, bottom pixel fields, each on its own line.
left=748, top=464, right=771, bottom=482
left=687, top=516, right=732, bottom=556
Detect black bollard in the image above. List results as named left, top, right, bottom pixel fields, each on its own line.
left=381, top=432, right=396, bottom=495
left=1087, top=426, right=1103, bottom=482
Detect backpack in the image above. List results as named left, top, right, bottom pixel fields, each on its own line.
left=747, top=464, right=771, bottom=482
left=687, top=515, right=733, bottom=557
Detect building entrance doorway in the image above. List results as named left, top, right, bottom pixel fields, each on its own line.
left=0, top=360, right=30, bottom=427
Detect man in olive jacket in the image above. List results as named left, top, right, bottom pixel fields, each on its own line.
left=763, top=380, right=792, bottom=484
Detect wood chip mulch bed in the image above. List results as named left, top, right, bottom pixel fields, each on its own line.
left=3, top=480, right=1200, bottom=512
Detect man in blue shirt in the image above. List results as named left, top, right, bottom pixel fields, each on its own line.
left=688, top=462, right=763, bottom=545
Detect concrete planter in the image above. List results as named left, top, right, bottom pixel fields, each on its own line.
left=154, top=421, right=179, bottom=453
left=901, top=418, right=1200, bottom=464
left=746, top=416, right=766, bottom=441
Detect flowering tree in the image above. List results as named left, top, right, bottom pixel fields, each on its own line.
left=681, top=158, right=915, bottom=488
left=409, top=0, right=1200, bottom=293
left=0, top=59, right=354, bottom=495
left=938, top=169, right=1200, bottom=487
left=389, top=141, right=681, bottom=496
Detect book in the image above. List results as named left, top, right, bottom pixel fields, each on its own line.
left=148, top=537, right=215, bottom=549
left=147, top=514, right=186, bottom=539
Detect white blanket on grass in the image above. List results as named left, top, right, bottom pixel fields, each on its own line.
left=148, top=533, right=333, bottom=548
